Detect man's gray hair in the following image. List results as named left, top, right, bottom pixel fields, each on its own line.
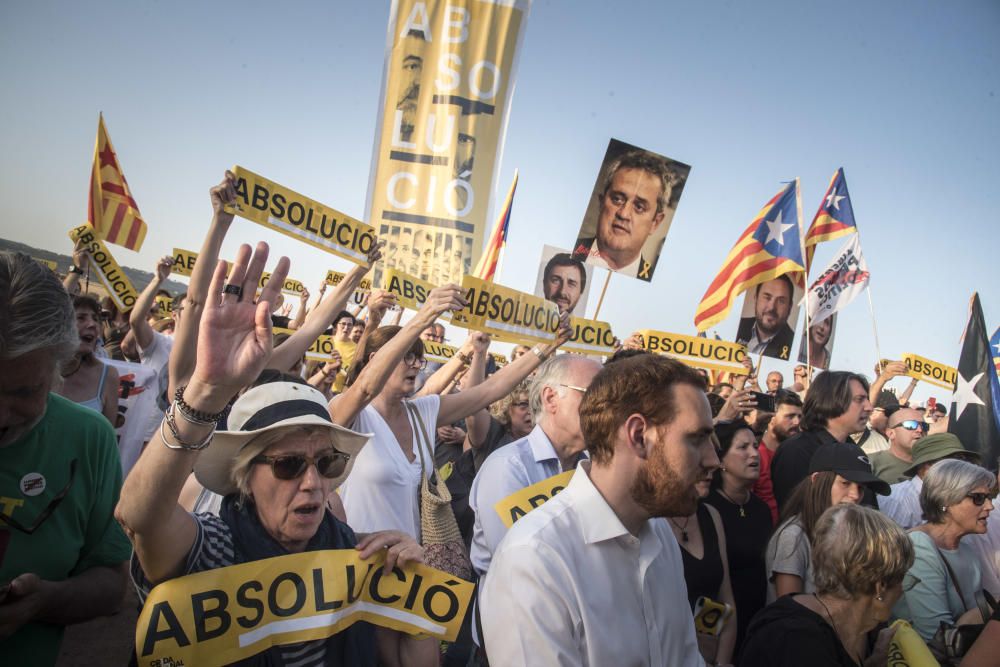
left=528, top=354, right=580, bottom=421
left=0, top=253, right=78, bottom=364
left=920, top=459, right=998, bottom=524
left=599, top=150, right=682, bottom=215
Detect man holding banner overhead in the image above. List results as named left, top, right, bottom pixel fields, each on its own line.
left=480, top=354, right=714, bottom=666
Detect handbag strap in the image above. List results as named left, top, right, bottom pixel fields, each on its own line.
left=405, top=401, right=433, bottom=483
left=934, top=544, right=969, bottom=609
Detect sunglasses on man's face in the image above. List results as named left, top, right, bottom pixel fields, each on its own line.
left=251, top=451, right=350, bottom=481
left=892, top=420, right=929, bottom=433
left=966, top=492, right=996, bottom=507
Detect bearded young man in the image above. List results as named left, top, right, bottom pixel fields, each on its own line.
left=752, top=390, right=803, bottom=524
left=479, top=355, right=717, bottom=666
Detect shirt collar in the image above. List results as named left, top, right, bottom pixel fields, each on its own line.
left=568, top=460, right=632, bottom=544
left=587, top=239, right=641, bottom=277
left=527, top=425, right=559, bottom=464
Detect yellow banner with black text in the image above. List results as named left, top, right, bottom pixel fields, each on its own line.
left=273, top=327, right=335, bottom=363
left=562, top=317, right=615, bottom=357
left=638, top=329, right=748, bottom=375
left=134, top=549, right=473, bottom=667
left=451, top=275, right=559, bottom=345
left=224, top=166, right=377, bottom=265
left=902, top=353, right=957, bottom=390
left=494, top=470, right=574, bottom=529
left=68, top=225, right=138, bottom=311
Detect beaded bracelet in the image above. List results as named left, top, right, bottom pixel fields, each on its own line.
left=173, top=385, right=227, bottom=426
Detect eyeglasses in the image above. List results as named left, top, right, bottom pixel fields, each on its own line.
left=403, top=353, right=428, bottom=370
left=966, top=492, right=995, bottom=506
left=510, top=401, right=530, bottom=410
left=558, top=383, right=588, bottom=394
left=251, top=451, right=350, bottom=481
left=891, top=420, right=928, bottom=433
left=0, top=460, right=77, bottom=534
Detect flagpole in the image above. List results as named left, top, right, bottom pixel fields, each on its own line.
left=866, top=286, right=884, bottom=373
left=592, top=270, right=612, bottom=320
left=795, top=177, right=813, bottom=377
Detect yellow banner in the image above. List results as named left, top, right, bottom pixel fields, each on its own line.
left=902, top=353, right=957, bottom=390
left=490, top=352, right=507, bottom=367
left=273, top=327, right=334, bottom=363
left=494, top=470, right=574, bottom=529
left=261, top=271, right=305, bottom=297
left=225, top=166, right=377, bottom=265
left=383, top=267, right=436, bottom=311
left=451, top=275, right=560, bottom=345
left=367, top=0, right=531, bottom=285
left=562, top=317, right=615, bottom=357
left=34, top=257, right=58, bottom=272
left=135, top=549, right=473, bottom=667
left=171, top=247, right=232, bottom=278
left=154, top=295, right=174, bottom=313
left=421, top=340, right=459, bottom=364
left=887, top=619, right=938, bottom=666
left=325, top=270, right=373, bottom=292
left=67, top=225, right=138, bottom=311
left=638, top=329, right=748, bottom=375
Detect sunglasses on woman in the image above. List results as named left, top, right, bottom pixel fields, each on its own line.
left=966, top=492, right=996, bottom=506
left=251, top=450, right=350, bottom=480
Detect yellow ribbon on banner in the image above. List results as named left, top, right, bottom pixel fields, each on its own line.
left=68, top=225, right=138, bottom=311
left=171, top=247, right=232, bottom=278
left=902, top=353, right=957, bottom=390
left=383, top=267, right=436, bottom=312
left=637, top=329, right=748, bottom=375
left=886, top=619, right=939, bottom=666
left=134, top=549, right=473, bottom=667
left=494, top=470, right=574, bottom=529
left=273, top=327, right=334, bottom=363
left=562, top=317, right=615, bottom=357
left=225, top=165, right=377, bottom=265
left=451, top=275, right=560, bottom=345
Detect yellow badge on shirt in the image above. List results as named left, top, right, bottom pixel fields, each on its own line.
left=494, top=470, right=574, bottom=529
left=135, top=549, right=473, bottom=667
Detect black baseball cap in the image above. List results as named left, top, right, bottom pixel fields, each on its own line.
left=808, top=443, right=891, bottom=496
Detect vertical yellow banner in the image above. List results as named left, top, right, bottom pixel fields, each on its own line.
left=366, top=0, right=532, bottom=286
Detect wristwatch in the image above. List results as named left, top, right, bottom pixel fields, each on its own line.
left=68, top=264, right=84, bottom=275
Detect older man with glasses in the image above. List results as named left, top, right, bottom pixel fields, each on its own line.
left=0, top=252, right=131, bottom=665
left=869, top=406, right=927, bottom=484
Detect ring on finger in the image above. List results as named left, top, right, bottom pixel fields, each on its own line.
left=223, top=283, right=244, bottom=300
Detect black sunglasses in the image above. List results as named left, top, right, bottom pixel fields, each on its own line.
left=892, top=420, right=929, bottom=433
left=967, top=492, right=995, bottom=506
left=251, top=451, right=350, bottom=481
left=0, top=460, right=77, bottom=534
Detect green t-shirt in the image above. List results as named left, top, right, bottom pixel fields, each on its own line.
left=0, top=393, right=132, bottom=665
left=870, top=449, right=912, bottom=485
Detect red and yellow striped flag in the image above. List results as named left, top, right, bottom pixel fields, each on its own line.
left=473, top=170, right=517, bottom=282
left=87, top=114, right=147, bottom=251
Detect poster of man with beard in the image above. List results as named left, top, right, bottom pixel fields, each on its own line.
left=533, top=245, right=593, bottom=316
left=734, top=273, right=802, bottom=362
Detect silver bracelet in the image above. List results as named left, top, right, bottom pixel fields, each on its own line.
left=160, top=403, right=215, bottom=451
left=530, top=345, right=549, bottom=361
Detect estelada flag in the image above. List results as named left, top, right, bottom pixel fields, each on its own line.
left=804, top=168, right=857, bottom=271
left=948, top=293, right=1000, bottom=465
left=473, top=170, right=517, bottom=282
left=694, top=181, right=806, bottom=332
left=991, top=325, right=1000, bottom=377
left=88, top=114, right=147, bottom=251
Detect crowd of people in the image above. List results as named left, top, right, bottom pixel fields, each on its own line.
left=1, top=171, right=998, bottom=667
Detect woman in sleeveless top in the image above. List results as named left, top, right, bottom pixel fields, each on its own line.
left=56, top=295, right=119, bottom=426
left=667, top=469, right=737, bottom=666
left=330, top=285, right=571, bottom=667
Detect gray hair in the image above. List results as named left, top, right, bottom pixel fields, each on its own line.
left=812, top=504, right=914, bottom=599
left=0, top=253, right=78, bottom=364
left=920, top=459, right=998, bottom=524
left=599, top=150, right=682, bottom=215
left=528, top=354, right=583, bottom=421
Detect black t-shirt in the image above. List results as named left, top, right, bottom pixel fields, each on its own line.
left=741, top=595, right=860, bottom=667
left=769, top=428, right=837, bottom=509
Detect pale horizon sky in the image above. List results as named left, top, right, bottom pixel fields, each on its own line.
left=1, top=0, right=997, bottom=403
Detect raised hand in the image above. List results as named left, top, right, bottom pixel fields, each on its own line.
left=188, top=242, right=290, bottom=402
left=72, top=240, right=89, bottom=268
left=419, top=284, right=467, bottom=320
left=209, top=170, right=238, bottom=224
left=154, top=255, right=174, bottom=282
left=366, top=288, right=398, bottom=319
left=553, top=309, right=573, bottom=347
left=365, top=238, right=386, bottom=268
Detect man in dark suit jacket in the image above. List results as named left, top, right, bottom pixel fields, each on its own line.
left=572, top=236, right=655, bottom=282
left=734, top=275, right=796, bottom=360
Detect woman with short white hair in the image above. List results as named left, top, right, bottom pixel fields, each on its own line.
left=893, top=458, right=996, bottom=640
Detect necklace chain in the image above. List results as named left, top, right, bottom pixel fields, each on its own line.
left=668, top=516, right=690, bottom=542
left=813, top=594, right=862, bottom=665
left=718, top=486, right=750, bottom=517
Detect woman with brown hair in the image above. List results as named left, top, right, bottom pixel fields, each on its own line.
left=55, top=294, right=119, bottom=426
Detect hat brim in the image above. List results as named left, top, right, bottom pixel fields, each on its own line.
left=903, top=449, right=981, bottom=478
left=835, top=468, right=891, bottom=496
left=194, top=415, right=371, bottom=497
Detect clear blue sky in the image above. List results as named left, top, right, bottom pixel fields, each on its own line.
left=2, top=0, right=997, bottom=402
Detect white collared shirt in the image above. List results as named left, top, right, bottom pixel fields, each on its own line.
left=744, top=325, right=775, bottom=356
left=470, top=425, right=580, bottom=575
left=585, top=239, right=642, bottom=278
left=881, top=476, right=923, bottom=529
left=480, top=460, right=702, bottom=667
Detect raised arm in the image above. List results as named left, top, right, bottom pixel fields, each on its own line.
left=267, top=243, right=382, bottom=372
left=457, top=333, right=493, bottom=448
left=328, top=284, right=465, bottom=426
left=415, top=334, right=475, bottom=397
left=167, top=172, right=238, bottom=398
left=287, top=287, right=310, bottom=330
left=62, top=242, right=89, bottom=293
left=116, top=242, right=289, bottom=584
left=869, top=361, right=908, bottom=403
left=436, top=313, right=572, bottom=427
left=130, top=255, right=174, bottom=350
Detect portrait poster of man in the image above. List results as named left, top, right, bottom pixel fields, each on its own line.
left=797, top=313, right=837, bottom=370
left=734, top=274, right=803, bottom=361
left=571, top=138, right=691, bottom=282
left=533, top=245, right=593, bottom=316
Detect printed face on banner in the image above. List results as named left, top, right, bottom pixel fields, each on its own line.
left=368, top=0, right=528, bottom=287
left=571, top=138, right=691, bottom=283
left=797, top=313, right=837, bottom=370
left=734, top=275, right=802, bottom=361
left=533, top=245, right=592, bottom=316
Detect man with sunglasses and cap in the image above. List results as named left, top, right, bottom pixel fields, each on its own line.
left=869, top=407, right=927, bottom=485
left=117, top=242, right=423, bottom=665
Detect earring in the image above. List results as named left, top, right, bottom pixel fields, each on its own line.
left=877, top=595, right=884, bottom=601
left=940, top=506, right=947, bottom=512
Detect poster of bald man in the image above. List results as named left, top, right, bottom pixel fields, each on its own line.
left=533, top=245, right=593, bottom=316
left=734, top=274, right=804, bottom=362
left=571, top=138, right=691, bottom=282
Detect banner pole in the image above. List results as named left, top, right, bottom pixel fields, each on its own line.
left=866, top=286, right=883, bottom=373
left=796, top=177, right=812, bottom=376
left=592, top=270, right=612, bottom=320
